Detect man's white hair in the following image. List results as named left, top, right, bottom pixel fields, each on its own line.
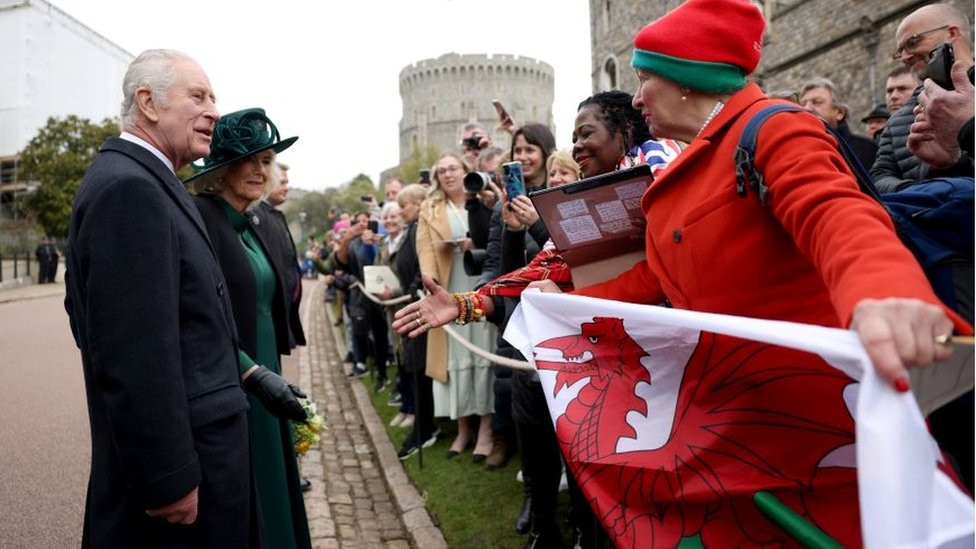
left=120, top=49, right=194, bottom=129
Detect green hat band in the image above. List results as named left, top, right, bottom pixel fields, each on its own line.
left=631, top=49, right=747, bottom=94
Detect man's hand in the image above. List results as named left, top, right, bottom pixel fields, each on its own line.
left=908, top=60, right=974, bottom=168
left=242, top=366, right=307, bottom=421
left=146, top=487, right=198, bottom=525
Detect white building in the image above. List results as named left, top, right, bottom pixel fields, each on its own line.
left=0, top=0, right=132, bottom=215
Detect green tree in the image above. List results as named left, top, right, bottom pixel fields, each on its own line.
left=398, top=144, right=441, bottom=183
left=19, top=115, right=119, bottom=237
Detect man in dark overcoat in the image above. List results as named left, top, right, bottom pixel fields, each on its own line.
left=65, top=49, right=280, bottom=548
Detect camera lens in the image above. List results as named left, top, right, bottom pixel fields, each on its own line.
left=464, top=172, right=493, bottom=194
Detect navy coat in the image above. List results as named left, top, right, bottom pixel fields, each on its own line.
left=65, top=138, right=254, bottom=548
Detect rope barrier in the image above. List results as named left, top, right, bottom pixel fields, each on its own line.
left=344, top=281, right=534, bottom=370
left=351, top=281, right=412, bottom=306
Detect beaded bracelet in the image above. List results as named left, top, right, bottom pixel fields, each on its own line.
left=452, top=291, right=486, bottom=325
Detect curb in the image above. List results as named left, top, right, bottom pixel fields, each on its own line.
left=321, top=289, right=448, bottom=549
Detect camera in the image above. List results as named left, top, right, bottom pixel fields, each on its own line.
left=463, top=248, right=487, bottom=276
left=461, top=135, right=483, bottom=150
left=360, top=194, right=374, bottom=203
left=419, top=169, right=431, bottom=185
left=463, top=171, right=498, bottom=194
left=366, top=220, right=379, bottom=233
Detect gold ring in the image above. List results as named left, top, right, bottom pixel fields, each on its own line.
left=415, top=311, right=422, bottom=321
left=935, top=333, right=952, bottom=347
left=414, top=318, right=422, bottom=328
left=421, top=322, right=431, bottom=331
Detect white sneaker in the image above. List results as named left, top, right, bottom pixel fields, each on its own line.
left=399, top=414, right=415, bottom=428
left=389, top=412, right=406, bottom=427
left=516, top=469, right=524, bottom=483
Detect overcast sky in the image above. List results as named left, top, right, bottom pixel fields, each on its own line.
left=51, top=0, right=594, bottom=191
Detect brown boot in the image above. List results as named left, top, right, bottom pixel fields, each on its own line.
left=485, top=433, right=510, bottom=470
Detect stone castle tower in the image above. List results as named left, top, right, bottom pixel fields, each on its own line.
left=398, top=53, right=555, bottom=164
left=589, top=0, right=972, bottom=131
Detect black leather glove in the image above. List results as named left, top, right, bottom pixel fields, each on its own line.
left=242, top=366, right=308, bottom=421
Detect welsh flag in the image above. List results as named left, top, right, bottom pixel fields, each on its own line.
left=504, top=291, right=974, bottom=548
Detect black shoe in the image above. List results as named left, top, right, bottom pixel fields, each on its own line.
left=386, top=393, right=402, bottom=407
left=300, top=478, right=311, bottom=492
left=349, top=364, right=368, bottom=378
left=515, top=495, right=533, bottom=534
left=397, top=429, right=439, bottom=460
left=373, top=378, right=389, bottom=392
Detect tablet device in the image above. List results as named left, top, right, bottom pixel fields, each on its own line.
left=529, top=164, right=652, bottom=288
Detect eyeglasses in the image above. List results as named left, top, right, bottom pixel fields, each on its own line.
left=892, top=25, right=949, bottom=59
left=435, top=165, right=463, bottom=176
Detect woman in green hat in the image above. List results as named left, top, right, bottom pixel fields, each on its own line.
left=186, top=108, right=311, bottom=549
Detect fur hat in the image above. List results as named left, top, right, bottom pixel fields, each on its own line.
left=184, top=108, right=297, bottom=185
left=631, top=0, right=765, bottom=93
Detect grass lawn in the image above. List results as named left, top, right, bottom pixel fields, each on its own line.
left=364, top=371, right=532, bottom=548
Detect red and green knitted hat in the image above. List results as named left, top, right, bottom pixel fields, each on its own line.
left=631, top=0, right=765, bottom=93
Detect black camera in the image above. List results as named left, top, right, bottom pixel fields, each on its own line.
left=463, top=171, right=498, bottom=194
left=461, top=135, right=482, bottom=150
left=463, top=248, right=487, bottom=276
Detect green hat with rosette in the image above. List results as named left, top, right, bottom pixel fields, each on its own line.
left=184, top=107, right=297, bottom=186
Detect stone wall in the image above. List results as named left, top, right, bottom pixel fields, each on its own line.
left=398, top=53, right=555, bottom=163
left=589, top=0, right=972, bottom=133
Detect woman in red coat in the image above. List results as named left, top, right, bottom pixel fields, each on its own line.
left=570, top=0, right=969, bottom=391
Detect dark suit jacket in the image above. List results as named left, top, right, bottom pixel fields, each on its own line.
left=255, top=201, right=306, bottom=348
left=193, top=194, right=291, bottom=361
left=64, top=138, right=253, bottom=547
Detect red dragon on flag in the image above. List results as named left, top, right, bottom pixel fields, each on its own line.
left=533, top=316, right=862, bottom=548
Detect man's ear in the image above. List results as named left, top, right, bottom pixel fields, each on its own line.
left=135, top=87, right=160, bottom=123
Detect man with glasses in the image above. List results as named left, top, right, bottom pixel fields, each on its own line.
left=871, top=3, right=973, bottom=192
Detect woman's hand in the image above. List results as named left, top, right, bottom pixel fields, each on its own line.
left=392, top=274, right=459, bottom=337
left=509, top=195, right=540, bottom=228
left=456, top=237, right=474, bottom=253
left=849, top=297, right=955, bottom=391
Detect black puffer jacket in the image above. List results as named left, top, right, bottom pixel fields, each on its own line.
left=871, top=87, right=974, bottom=192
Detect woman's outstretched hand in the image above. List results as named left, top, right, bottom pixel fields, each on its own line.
left=392, top=274, right=460, bottom=338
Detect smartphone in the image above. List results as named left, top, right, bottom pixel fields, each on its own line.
left=927, top=42, right=955, bottom=90
left=492, top=99, right=510, bottom=122
left=360, top=194, right=374, bottom=203
left=419, top=169, right=431, bottom=186
left=366, top=220, right=379, bottom=232
left=502, top=161, right=525, bottom=200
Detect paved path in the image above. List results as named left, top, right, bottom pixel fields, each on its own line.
left=298, top=280, right=445, bottom=549
left=0, top=279, right=446, bottom=548
left=0, top=283, right=88, bottom=548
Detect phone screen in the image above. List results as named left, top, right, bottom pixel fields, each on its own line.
left=367, top=220, right=379, bottom=232
left=502, top=161, right=525, bottom=200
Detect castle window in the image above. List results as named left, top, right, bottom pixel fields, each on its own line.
left=600, top=56, right=618, bottom=91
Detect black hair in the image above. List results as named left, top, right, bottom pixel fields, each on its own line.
left=510, top=123, right=557, bottom=185
left=577, top=91, right=653, bottom=151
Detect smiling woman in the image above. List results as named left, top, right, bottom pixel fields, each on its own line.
left=184, top=108, right=313, bottom=549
